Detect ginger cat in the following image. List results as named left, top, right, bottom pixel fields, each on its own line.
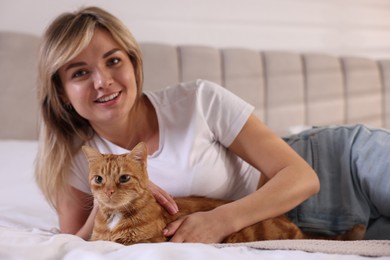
left=83, top=142, right=365, bottom=245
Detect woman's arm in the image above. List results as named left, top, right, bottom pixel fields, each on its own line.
left=218, top=114, right=320, bottom=234
left=165, top=114, right=320, bottom=242
left=57, top=187, right=95, bottom=240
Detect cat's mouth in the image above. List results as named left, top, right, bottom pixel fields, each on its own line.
left=100, top=195, right=133, bottom=209
left=101, top=198, right=120, bottom=208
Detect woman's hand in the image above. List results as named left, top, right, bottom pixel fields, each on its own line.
left=163, top=208, right=233, bottom=243
left=148, top=181, right=178, bottom=215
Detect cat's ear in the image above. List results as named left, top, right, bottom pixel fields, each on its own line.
left=130, top=142, right=148, bottom=162
left=82, top=146, right=103, bottom=162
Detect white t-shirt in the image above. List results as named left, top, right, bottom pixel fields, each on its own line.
left=69, top=79, right=260, bottom=200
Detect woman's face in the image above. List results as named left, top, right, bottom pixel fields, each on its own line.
left=58, top=29, right=137, bottom=129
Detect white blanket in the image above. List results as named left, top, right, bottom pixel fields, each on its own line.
left=0, top=140, right=389, bottom=260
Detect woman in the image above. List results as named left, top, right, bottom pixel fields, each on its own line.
left=35, top=6, right=389, bottom=242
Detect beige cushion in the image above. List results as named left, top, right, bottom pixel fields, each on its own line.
left=380, top=60, right=390, bottom=129
left=342, top=57, right=383, bottom=128
left=179, top=46, right=222, bottom=85
left=0, top=32, right=39, bottom=140
left=304, top=54, right=345, bottom=126
left=222, top=48, right=265, bottom=121
left=141, top=43, right=180, bottom=92
left=263, top=51, right=305, bottom=136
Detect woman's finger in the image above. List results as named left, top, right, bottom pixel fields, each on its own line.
left=148, top=181, right=178, bottom=215
left=164, top=218, right=185, bottom=240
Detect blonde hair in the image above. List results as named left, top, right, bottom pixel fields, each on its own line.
left=35, top=6, right=144, bottom=208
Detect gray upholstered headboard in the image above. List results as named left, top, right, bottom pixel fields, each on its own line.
left=141, top=43, right=390, bottom=135
left=1, top=31, right=390, bottom=140
left=0, top=32, right=40, bottom=140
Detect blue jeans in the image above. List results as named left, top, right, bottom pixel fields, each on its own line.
left=283, top=124, right=390, bottom=239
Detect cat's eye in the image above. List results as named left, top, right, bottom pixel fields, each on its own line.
left=94, top=175, right=103, bottom=184
left=119, top=175, right=131, bottom=183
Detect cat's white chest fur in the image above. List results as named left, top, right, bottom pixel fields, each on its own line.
left=107, top=212, right=122, bottom=231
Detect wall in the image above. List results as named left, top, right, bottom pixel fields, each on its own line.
left=1, top=0, right=390, bottom=59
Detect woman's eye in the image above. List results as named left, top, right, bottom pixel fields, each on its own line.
left=94, top=175, right=103, bottom=184
left=72, top=69, right=88, bottom=79
left=119, top=175, right=131, bottom=183
left=107, top=58, right=120, bottom=66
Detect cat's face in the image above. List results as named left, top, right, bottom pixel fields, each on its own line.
left=82, top=142, right=149, bottom=209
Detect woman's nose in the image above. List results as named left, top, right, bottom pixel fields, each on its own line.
left=93, top=68, right=113, bottom=89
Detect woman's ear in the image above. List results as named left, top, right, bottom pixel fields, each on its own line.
left=54, top=73, right=71, bottom=109
left=64, top=102, right=73, bottom=111
left=60, top=94, right=73, bottom=111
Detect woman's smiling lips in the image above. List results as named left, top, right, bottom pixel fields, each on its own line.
left=95, top=92, right=121, bottom=103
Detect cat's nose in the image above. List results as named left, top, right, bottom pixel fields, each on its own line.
left=105, top=189, right=115, bottom=197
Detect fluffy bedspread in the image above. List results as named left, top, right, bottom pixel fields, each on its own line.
left=0, top=140, right=389, bottom=260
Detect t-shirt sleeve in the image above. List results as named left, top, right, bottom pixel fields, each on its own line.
left=195, top=79, right=254, bottom=147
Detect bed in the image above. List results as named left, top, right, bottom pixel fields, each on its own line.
left=1, top=31, right=389, bottom=259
